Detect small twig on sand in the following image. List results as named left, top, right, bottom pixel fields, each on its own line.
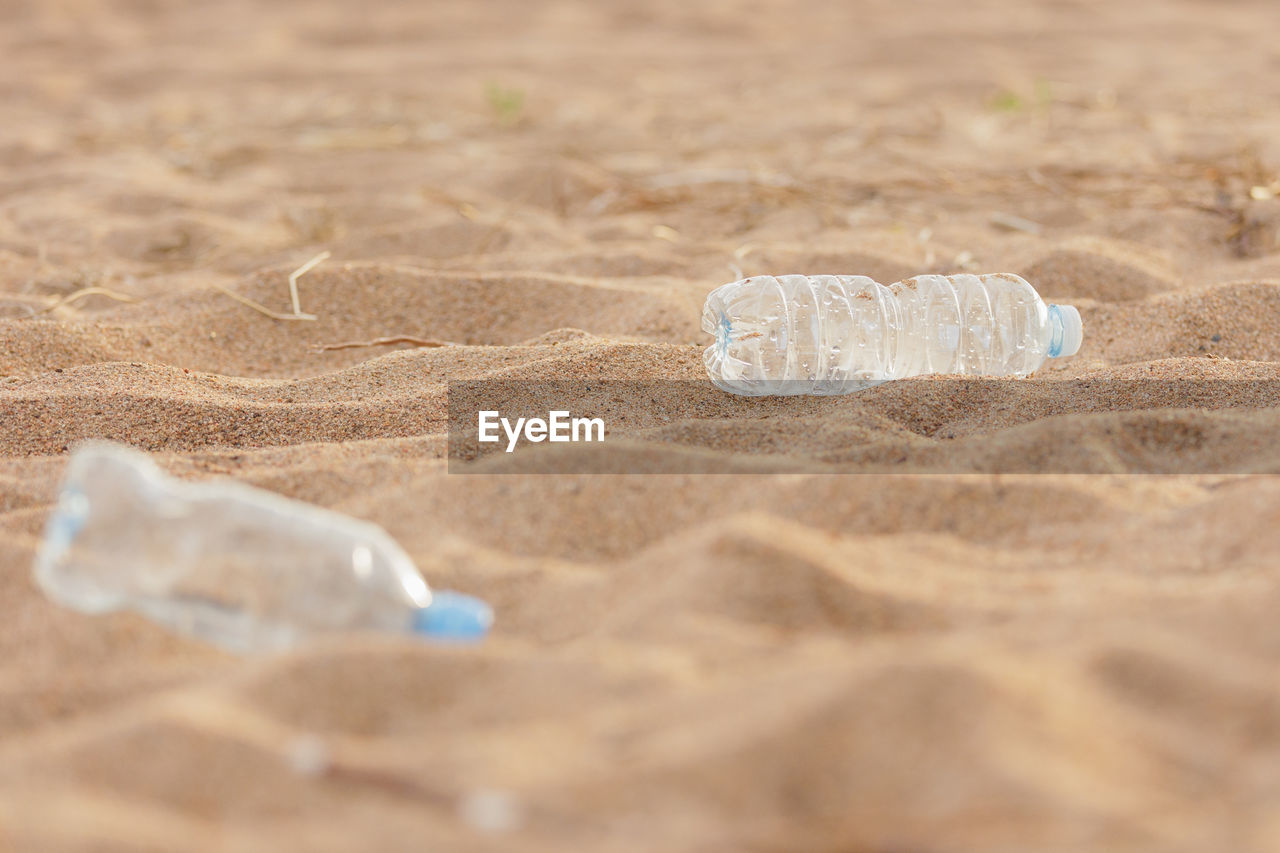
left=212, top=285, right=316, bottom=321
left=312, top=335, right=456, bottom=352
left=288, top=250, right=330, bottom=317
left=40, top=287, right=141, bottom=313
left=214, top=251, right=330, bottom=321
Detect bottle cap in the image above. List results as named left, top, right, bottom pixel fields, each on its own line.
left=1049, top=304, right=1083, bottom=358
left=411, top=591, right=493, bottom=641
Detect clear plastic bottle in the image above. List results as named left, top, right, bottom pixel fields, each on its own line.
left=702, top=273, right=1082, bottom=396
left=34, top=443, right=492, bottom=653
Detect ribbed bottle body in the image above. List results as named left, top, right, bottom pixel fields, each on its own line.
left=702, top=273, right=1057, bottom=396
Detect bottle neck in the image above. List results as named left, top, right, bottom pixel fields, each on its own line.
left=1045, top=304, right=1082, bottom=359
left=1047, top=306, right=1066, bottom=357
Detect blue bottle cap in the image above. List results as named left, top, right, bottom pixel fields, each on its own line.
left=410, top=591, right=493, bottom=641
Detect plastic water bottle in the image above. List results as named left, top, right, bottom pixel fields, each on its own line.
left=33, top=443, right=492, bottom=653
left=701, top=273, right=1083, bottom=396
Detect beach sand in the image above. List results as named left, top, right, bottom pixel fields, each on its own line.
left=3, top=0, right=1280, bottom=849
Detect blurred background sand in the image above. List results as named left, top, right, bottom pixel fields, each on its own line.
left=3, top=0, right=1280, bottom=849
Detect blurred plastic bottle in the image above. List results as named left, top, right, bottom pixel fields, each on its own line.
left=702, top=273, right=1082, bottom=396
left=34, top=443, right=491, bottom=653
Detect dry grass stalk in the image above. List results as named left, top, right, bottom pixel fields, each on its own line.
left=40, top=287, right=141, bottom=313
left=214, top=251, right=330, bottom=321
left=313, top=336, right=455, bottom=352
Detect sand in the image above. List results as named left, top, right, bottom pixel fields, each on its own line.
left=3, top=0, right=1280, bottom=849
